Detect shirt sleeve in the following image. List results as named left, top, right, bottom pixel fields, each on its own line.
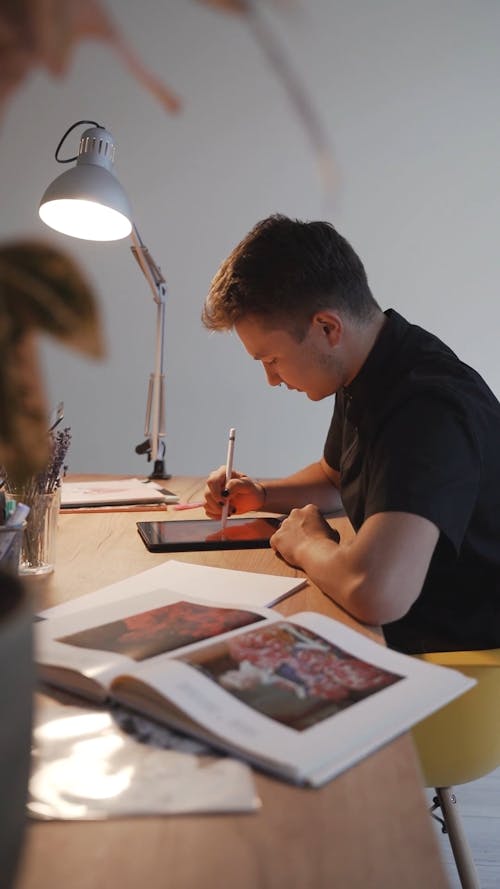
left=364, top=394, right=481, bottom=552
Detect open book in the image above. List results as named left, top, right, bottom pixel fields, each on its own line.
left=36, top=587, right=474, bottom=788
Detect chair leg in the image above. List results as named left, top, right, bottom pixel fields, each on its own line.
left=433, top=787, right=480, bottom=889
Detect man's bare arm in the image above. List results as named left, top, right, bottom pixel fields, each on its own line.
left=270, top=508, right=440, bottom=626
left=259, top=458, right=342, bottom=514
left=204, top=457, right=342, bottom=518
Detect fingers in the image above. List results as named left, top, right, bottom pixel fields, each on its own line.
left=203, top=468, right=225, bottom=517
left=203, top=468, right=265, bottom=518
left=269, top=536, right=287, bottom=564
left=203, top=466, right=246, bottom=518
left=269, top=504, right=334, bottom=569
left=204, top=465, right=227, bottom=517
left=269, top=529, right=298, bottom=568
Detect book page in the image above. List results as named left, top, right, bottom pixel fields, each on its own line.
left=36, top=587, right=278, bottom=700
left=113, top=611, right=475, bottom=786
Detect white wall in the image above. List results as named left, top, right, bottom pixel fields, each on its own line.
left=2, top=0, right=499, bottom=479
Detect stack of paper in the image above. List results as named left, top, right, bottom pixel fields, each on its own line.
left=61, top=478, right=178, bottom=508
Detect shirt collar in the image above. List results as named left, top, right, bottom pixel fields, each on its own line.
left=342, top=309, right=409, bottom=414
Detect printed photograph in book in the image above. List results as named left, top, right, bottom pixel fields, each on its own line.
left=56, top=601, right=265, bottom=662
left=182, top=623, right=403, bottom=732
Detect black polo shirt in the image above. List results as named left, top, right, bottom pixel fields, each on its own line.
left=324, top=309, right=500, bottom=654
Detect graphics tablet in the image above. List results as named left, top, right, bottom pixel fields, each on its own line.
left=137, top=517, right=283, bottom=552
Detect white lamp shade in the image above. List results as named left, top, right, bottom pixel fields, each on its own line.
left=39, top=164, right=133, bottom=241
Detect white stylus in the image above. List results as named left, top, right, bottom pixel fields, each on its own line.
left=220, top=427, right=236, bottom=534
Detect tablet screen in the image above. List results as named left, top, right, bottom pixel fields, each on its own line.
left=137, top=517, right=282, bottom=552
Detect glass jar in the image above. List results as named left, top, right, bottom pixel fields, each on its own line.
left=18, top=488, right=61, bottom=575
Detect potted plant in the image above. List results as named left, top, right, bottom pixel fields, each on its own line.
left=0, top=5, right=176, bottom=885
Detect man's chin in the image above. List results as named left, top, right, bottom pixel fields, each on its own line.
left=286, top=385, right=329, bottom=401
left=306, top=389, right=333, bottom=401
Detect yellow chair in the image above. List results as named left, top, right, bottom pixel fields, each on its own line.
left=411, top=648, right=500, bottom=889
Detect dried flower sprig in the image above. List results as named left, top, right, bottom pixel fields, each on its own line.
left=2, top=426, right=72, bottom=500
left=44, top=427, right=72, bottom=493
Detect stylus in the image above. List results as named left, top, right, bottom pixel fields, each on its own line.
left=220, top=427, right=236, bottom=533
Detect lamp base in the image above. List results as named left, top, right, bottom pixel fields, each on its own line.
left=135, top=440, right=170, bottom=479
left=149, top=459, right=171, bottom=481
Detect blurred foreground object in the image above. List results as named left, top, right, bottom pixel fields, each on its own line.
left=0, top=0, right=334, bottom=197
left=0, top=0, right=181, bottom=114
left=0, top=241, right=103, bottom=481
left=0, top=573, right=34, bottom=889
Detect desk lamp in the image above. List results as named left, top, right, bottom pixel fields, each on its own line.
left=39, top=120, right=169, bottom=479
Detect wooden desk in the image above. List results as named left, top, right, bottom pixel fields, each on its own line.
left=15, top=477, right=450, bottom=889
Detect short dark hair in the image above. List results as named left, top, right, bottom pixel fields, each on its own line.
left=202, top=214, right=380, bottom=338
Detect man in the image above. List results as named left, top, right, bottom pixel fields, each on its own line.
left=202, top=214, right=500, bottom=654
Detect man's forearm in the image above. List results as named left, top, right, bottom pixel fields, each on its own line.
left=260, top=461, right=343, bottom=514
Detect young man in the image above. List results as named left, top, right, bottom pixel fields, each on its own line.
left=202, top=214, right=500, bottom=654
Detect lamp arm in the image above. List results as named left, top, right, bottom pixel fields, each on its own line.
left=130, top=224, right=166, bottom=303
left=129, top=224, right=169, bottom=479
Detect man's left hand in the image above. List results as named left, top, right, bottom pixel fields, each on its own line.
left=270, top=504, right=339, bottom=567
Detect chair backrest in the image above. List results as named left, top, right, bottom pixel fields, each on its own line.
left=411, top=648, right=500, bottom=788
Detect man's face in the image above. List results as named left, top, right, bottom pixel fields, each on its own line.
left=234, top=315, right=345, bottom=401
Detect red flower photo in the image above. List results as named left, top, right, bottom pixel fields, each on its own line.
left=183, top=622, right=402, bottom=731
left=57, top=600, right=264, bottom=661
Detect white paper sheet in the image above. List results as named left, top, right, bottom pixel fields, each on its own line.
left=39, top=559, right=307, bottom=620
left=60, top=478, right=178, bottom=507
left=28, top=702, right=260, bottom=819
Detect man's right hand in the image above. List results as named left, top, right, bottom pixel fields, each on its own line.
left=203, top=466, right=267, bottom=518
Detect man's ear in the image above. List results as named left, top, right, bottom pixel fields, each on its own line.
left=312, top=311, right=342, bottom=345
